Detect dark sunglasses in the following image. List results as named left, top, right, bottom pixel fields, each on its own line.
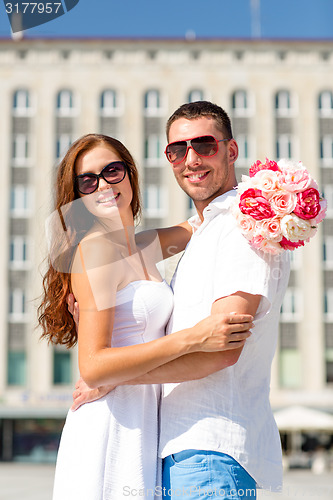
left=75, top=161, right=127, bottom=195
left=165, top=135, right=229, bottom=166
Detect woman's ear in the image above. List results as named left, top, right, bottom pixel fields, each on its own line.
left=228, top=139, right=239, bottom=164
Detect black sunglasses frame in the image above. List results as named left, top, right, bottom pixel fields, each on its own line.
left=75, top=161, right=127, bottom=195
left=164, top=135, right=229, bottom=166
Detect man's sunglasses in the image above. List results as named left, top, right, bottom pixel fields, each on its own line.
left=164, top=135, right=229, bottom=166
left=75, top=161, right=127, bottom=195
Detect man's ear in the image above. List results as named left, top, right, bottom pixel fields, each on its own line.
left=228, top=139, right=239, bottom=164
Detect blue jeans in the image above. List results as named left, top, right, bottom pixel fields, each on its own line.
left=162, top=450, right=257, bottom=499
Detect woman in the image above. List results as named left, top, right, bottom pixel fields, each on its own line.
left=38, top=134, right=252, bottom=499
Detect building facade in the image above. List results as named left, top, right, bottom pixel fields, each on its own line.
left=0, top=37, right=332, bottom=461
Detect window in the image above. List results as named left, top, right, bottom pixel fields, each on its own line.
left=322, top=185, right=333, bottom=217
left=276, top=134, right=293, bottom=159
left=319, top=91, right=333, bottom=116
left=53, top=351, right=72, bottom=385
left=12, top=134, right=30, bottom=166
left=7, top=351, right=26, bottom=385
left=9, top=289, right=27, bottom=322
left=188, top=196, right=196, bottom=215
left=10, top=185, right=33, bottom=217
left=144, top=134, right=164, bottom=165
left=100, top=89, right=122, bottom=116
left=144, top=90, right=164, bottom=116
left=320, top=135, right=333, bottom=166
left=232, top=90, right=247, bottom=113
left=188, top=197, right=195, bottom=210
left=323, top=237, right=333, bottom=269
left=9, top=236, right=32, bottom=269
left=279, top=349, right=302, bottom=388
left=56, top=89, right=75, bottom=116
left=188, top=89, right=204, bottom=102
left=235, top=134, right=249, bottom=164
left=144, top=185, right=167, bottom=218
left=145, top=90, right=159, bottom=109
left=56, top=134, right=73, bottom=159
left=275, top=90, right=292, bottom=116
left=289, top=247, right=302, bottom=270
left=326, top=350, right=333, bottom=383
left=324, top=289, right=333, bottom=321
left=232, top=90, right=254, bottom=117
left=280, top=288, right=302, bottom=321
left=13, top=89, right=31, bottom=115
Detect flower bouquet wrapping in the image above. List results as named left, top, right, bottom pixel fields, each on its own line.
left=233, top=158, right=327, bottom=254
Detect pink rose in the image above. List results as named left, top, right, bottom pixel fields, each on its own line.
left=313, top=198, right=327, bottom=224
left=280, top=237, right=305, bottom=251
left=250, top=235, right=282, bottom=254
left=234, top=211, right=256, bottom=238
left=251, top=169, right=280, bottom=193
left=293, top=188, right=320, bottom=220
left=267, top=190, right=297, bottom=216
left=239, top=189, right=275, bottom=220
left=258, top=217, right=282, bottom=242
left=278, top=159, right=311, bottom=192
left=249, top=158, right=279, bottom=178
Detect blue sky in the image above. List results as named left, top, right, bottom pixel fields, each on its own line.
left=0, top=0, right=333, bottom=39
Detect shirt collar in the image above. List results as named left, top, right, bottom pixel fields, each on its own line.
left=188, top=189, right=237, bottom=231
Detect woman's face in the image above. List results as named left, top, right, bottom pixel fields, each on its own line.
left=75, top=145, right=133, bottom=224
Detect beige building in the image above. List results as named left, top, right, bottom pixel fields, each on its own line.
left=0, top=37, right=332, bottom=461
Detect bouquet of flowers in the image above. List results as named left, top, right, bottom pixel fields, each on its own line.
left=233, top=158, right=327, bottom=254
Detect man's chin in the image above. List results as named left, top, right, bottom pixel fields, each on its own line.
left=181, top=186, right=220, bottom=203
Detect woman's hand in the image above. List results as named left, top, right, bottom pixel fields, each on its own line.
left=67, top=293, right=79, bottom=329
left=190, top=312, right=253, bottom=352
left=71, top=377, right=116, bottom=411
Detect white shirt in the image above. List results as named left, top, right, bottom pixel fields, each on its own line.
left=160, top=190, right=290, bottom=492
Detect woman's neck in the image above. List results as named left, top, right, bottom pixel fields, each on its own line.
left=95, top=216, right=136, bottom=256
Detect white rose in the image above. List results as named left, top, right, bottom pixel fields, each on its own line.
left=280, top=214, right=317, bottom=242
left=237, top=175, right=252, bottom=195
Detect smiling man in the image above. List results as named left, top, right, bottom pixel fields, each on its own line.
left=156, top=101, right=290, bottom=499
left=164, top=105, right=236, bottom=217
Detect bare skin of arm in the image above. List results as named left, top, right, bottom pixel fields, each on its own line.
left=71, top=291, right=259, bottom=410
left=135, top=222, right=192, bottom=261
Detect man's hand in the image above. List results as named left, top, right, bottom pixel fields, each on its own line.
left=71, top=377, right=115, bottom=411
left=67, top=292, right=79, bottom=329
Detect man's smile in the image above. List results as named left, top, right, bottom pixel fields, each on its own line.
left=184, top=171, right=210, bottom=183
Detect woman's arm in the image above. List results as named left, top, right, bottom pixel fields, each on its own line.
left=156, top=221, right=192, bottom=259
left=72, top=263, right=253, bottom=389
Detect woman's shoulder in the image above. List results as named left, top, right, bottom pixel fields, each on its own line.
left=72, top=231, right=123, bottom=274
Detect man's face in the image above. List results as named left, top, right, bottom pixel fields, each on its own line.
left=167, top=116, right=238, bottom=213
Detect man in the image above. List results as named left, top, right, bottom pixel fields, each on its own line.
left=72, top=101, right=290, bottom=499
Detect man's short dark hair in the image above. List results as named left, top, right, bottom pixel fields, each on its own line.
left=166, top=101, right=233, bottom=140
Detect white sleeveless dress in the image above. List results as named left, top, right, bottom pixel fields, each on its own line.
left=52, top=280, right=173, bottom=500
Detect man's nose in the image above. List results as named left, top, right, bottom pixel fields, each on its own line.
left=184, top=146, right=202, bottom=167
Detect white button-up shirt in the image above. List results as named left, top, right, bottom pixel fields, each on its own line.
left=160, top=190, right=290, bottom=492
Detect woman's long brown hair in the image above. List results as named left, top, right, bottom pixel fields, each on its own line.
left=38, top=134, right=142, bottom=347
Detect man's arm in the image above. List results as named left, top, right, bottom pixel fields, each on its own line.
left=122, top=291, right=262, bottom=384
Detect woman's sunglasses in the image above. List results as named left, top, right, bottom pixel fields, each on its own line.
left=164, top=135, right=229, bottom=166
left=75, top=161, right=127, bottom=195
